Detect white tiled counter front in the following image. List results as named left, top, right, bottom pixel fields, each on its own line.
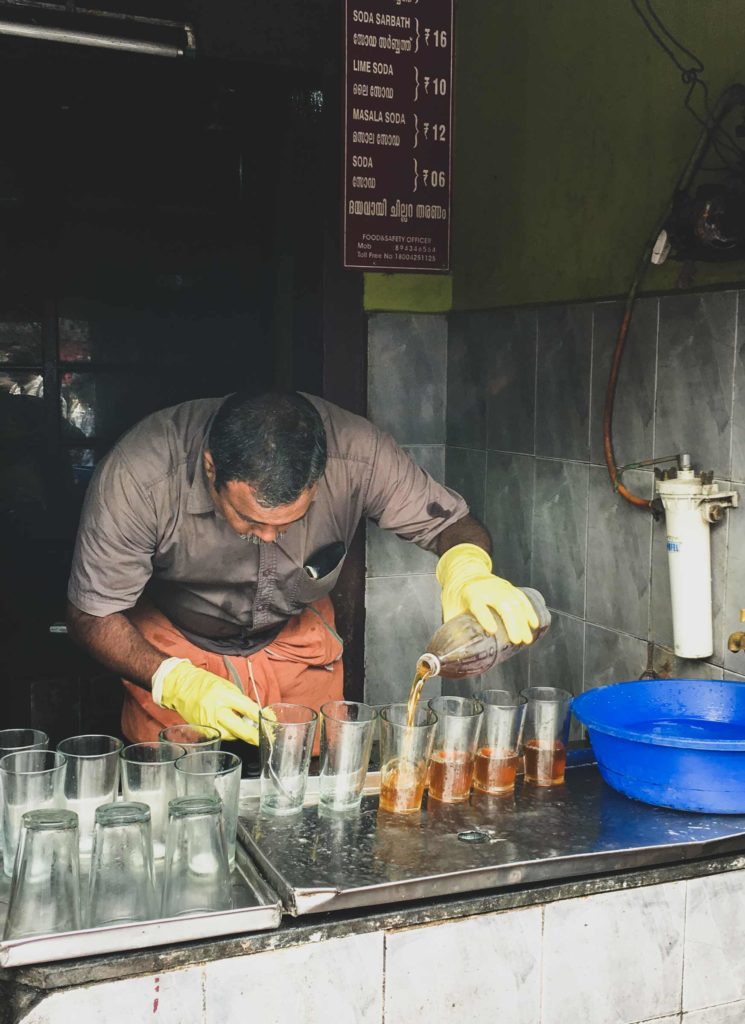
left=8, top=864, right=745, bottom=1024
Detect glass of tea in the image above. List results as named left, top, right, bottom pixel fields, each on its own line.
left=520, top=687, right=573, bottom=786
left=473, top=690, right=527, bottom=795
left=426, top=696, right=484, bottom=803
left=378, top=704, right=437, bottom=815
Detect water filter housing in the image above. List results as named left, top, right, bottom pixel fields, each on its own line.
left=655, top=461, right=738, bottom=659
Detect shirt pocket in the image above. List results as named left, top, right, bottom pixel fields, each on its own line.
left=291, top=542, right=347, bottom=607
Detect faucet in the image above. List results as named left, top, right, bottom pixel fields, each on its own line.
left=728, top=610, right=745, bottom=654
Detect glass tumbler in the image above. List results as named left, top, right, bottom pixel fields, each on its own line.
left=473, top=690, right=527, bottom=795
left=4, top=809, right=81, bottom=939
left=57, top=735, right=123, bottom=856
left=427, top=696, right=484, bottom=803
left=319, top=701, right=377, bottom=811
left=87, top=802, right=157, bottom=927
left=161, top=796, right=231, bottom=917
left=0, top=729, right=49, bottom=760
left=120, top=742, right=185, bottom=859
left=0, top=730, right=49, bottom=874
left=520, top=687, right=573, bottom=786
left=378, top=704, right=437, bottom=815
left=259, top=704, right=318, bottom=816
left=159, top=725, right=222, bottom=752
left=1, top=750, right=67, bottom=877
left=175, top=751, right=241, bottom=869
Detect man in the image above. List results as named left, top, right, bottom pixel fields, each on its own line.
left=67, top=392, right=538, bottom=745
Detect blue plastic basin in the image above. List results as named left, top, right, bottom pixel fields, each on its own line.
left=572, top=679, right=745, bottom=813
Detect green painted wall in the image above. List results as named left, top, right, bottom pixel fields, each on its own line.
left=363, top=0, right=745, bottom=312
left=452, top=0, right=745, bottom=310
left=363, top=272, right=452, bottom=312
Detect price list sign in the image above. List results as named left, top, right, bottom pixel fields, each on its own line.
left=343, top=0, right=454, bottom=272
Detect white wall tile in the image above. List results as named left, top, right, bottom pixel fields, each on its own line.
left=684, top=869, right=745, bottom=1011
left=542, top=882, right=686, bottom=1024
left=384, top=907, right=542, bottom=1024
left=684, top=1001, right=745, bottom=1023
left=19, top=966, right=205, bottom=1024
left=204, top=932, right=383, bottom=1024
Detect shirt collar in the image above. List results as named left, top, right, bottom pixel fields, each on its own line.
left=186, top=439, right=216, bottom=514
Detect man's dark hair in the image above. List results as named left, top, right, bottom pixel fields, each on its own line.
left=208, top=392, right=327, bottom=507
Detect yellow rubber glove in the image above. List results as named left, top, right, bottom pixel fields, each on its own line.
left=436, top=543, right=539, bottom=645
left=154, top=658, right=261, bottom=745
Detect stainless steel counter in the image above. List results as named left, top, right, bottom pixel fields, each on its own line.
left=238, top=763, right=745, bottom=914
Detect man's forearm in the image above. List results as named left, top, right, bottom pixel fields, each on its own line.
left=435, top=514, right=492, bottom=558
left=66, top=602, right=167, bottom=690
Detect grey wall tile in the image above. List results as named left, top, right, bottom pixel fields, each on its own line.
left=723, top=479, right=745, bottom=675
left=364, top=574, right=442, bottom=705
left=367, top=445, right=444, bottom=578
left=445, top=446, right=486, bottom=521
left=368, top=313, right=447, bottom=444
left=684, top=869, right=745, bottom=1011
left=485, top=307, right=537, bottom=455
left=531, top=458, right=589, bottom=617
left=590, top=297, right=658, bottom=467
left=535, top=304, right=592, bottom=461
left=384, top=908, right=542, bottom=1024
left=529, top=609, right=584, bottom=740
left=684, top=1003, right=745, bottom=1023
left=724, top=670, right=745, bottom=682
left=447, top=312, right=489, bottom=448
left=651, top=480, right=731, bottom=667
left=586, top=467, right=653, bottom=638
left=484, top=451, right=535, bottom=587
left=542, top=882, right=686, bottom=1024
left=584, top=624, right=649, bottom=690
left=655, top=292, right=737, bottom=479
left=441, top=648, right=530, bottom=699
left=529, top=609, right=584, bottom=697
left=731, top=291, right=745, bottom=483
left=646, top=647, right=724, bottom=679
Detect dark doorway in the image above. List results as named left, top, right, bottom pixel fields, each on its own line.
left=0, top=37, right=339, bottom=740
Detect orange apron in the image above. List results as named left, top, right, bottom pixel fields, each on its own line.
left=121, top=596, right=344, bottom=746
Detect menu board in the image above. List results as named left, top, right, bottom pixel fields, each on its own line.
left=343, top=0, right=454, bottom=272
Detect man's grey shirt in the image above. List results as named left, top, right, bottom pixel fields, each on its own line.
left=67, top=394, right=469, bottom=654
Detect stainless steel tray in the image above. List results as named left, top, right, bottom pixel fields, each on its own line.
left=0, top=835, right=281, bottom=967
left=238, top=763, right=745, bottom=915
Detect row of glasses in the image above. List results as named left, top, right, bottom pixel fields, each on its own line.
left=3, top=794, right=231, bottom=939
left=378, top=686, right=574, bottom=813
left=119, top=742, right=240, bottom=866
left=257, top=701, right=379, bottom=816
left=0, top=725, right=224, bottom=873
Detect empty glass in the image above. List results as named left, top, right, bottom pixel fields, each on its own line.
left=87, top=802, right=157, bottom=928
left=319, top=701, right=377, bottom=811
left=0, top=731, right=49, bottom=874
left=159, top=725, right=221, bottom=752
left=259, top=704, right=318, bottom=816
left=378, top=704, right=437, bottom=815
left=175, top=751, right=241, bottom=869
left=473, top=690, right=527, bottom=795
left=521, top=687, right=573, bottom=786
left=4, top=809, right=81, bottom=939
left=161, top=796, right=231, bottom=917
left=1, top=750, right=67, bottom=876
left=427, top=696, right=484, bottom=803
left=120, top=742, right=185, bottom=859
left=57, top=735, right=123, bottom=856
left=0, top=729, right=49, bottom=759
